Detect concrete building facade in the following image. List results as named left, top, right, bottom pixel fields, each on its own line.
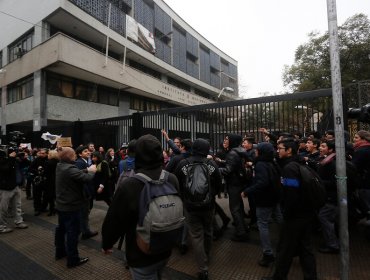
left=0, top=0, right=238, bottom=137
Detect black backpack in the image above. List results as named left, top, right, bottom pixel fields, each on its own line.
left=183, top=159, right=212, bottom=208
left=296, top=163, right=326, bottom=210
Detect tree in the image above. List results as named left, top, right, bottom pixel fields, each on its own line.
left=283, top=14, right=370, bottom=92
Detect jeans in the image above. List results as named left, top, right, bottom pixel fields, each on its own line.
left=256, top=205, right=283, bottom=255
left=55, top=210, right=81, bottom=265
left=129, top=258, right=168, bottom=280
left=0, top=187, right=24, bottom=229
left=318, top=203, right=339, bottom=249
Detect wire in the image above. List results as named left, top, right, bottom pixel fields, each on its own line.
left=0, top=10, right=49, bottom=30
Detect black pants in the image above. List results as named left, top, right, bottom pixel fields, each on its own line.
left=33, top=183, right=47, bottom=212
left=273, top=216, right=317, bottom=280
left=228, top=185, right=248, bottom=236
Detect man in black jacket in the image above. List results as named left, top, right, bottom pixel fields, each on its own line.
left=55, top=147, right=96, bottom=268
left=219, top=133, right=249, bottom=242
left=0, top=149, right=28, bottom=233
left=241, top=142, right=282, bottom=267
left=102, top=134, right=180, bottom=279
left=262, top=138, right=317, bottom=280
left=175, top=138, right=222, bottom=280
left=75, top=145, right=98, bottom=240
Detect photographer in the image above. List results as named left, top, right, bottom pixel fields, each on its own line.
left=0, top=148, right=28, bottom=233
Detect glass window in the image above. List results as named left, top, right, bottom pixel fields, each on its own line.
left=61, top=81, right=73, bottom=98
left=75, top=83, right=89, bottom=101
left=47, top=78, right=62, bottom=96
left=8, top=30, right=33, bottom=63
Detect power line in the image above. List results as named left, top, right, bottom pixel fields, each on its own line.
left=0, top=10, right=49, bottom=30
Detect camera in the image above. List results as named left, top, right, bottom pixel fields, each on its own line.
left=347, top=103, right=370, bottom=124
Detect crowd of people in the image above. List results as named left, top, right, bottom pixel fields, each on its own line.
left=0, top=127, right=369, bottom=280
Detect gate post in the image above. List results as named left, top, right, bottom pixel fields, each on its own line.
left=132, top=112, right=143, bottom=140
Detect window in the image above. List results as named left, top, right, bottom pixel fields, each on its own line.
left=130, top=96, right=161, bottom=111
left=8, top=30, right=33, bottom=63
left=46, top=72, right=118, bottom=106
left=7, top=76, right=34, bottom=104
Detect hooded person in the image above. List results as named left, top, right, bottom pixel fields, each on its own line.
left=241, top=142, right=282, bottom=267
left=219, top=133, right=250, bottom=242
left=175, top=138, right=222, bottom=280
left=101, top=134, right=180, bottom=280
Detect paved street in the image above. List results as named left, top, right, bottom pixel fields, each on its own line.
left=1, top=193, right=370, bottom=280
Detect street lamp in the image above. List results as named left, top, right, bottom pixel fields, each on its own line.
left=217, top=87, right=234, bottom=100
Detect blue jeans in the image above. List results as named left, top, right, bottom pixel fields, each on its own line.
left=55, top=210, right=81, bottom=265
left=256, top=205, right=283, bottom=255
left=129, top=258, right=168, bottom=280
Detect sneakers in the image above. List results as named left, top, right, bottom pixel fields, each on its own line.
left=258, top=254, right=275, bottom=267
left=15, top=222, right=28, bottom=229
left=0, top=227, right=13, bottom=233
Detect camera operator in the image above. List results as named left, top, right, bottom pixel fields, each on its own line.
left=0, top=148, right=28, bottom=233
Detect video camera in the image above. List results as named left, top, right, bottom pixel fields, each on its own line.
left=348, top=103, right=370, bottom=124
left=0, top=131, right=26, bottom=158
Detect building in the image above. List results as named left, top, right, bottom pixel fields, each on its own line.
left=0, top=0, right=238, bottom=140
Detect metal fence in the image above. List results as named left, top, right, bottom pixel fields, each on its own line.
left=5, top=84, right=369, bottom=151
left=79, top=88, right=338, bottom=152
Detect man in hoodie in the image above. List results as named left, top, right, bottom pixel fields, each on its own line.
left=102, top=134, right=180, bottom=279
left=241, top=142, right=282, bottom=267
left=175, top=138, right=222, bottom=280
left=219, top=134, right=249, bottom=242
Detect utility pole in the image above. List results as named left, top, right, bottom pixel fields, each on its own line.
left=326, top=1, right=349, bottom=280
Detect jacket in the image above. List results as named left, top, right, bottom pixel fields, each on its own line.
left=101, top=167, right=178, bottom=267
left=55, top=161, right=94, bottom=212
left=0, top=157, right=17, bottom=191
left=279, top=156, right=316, bottom=219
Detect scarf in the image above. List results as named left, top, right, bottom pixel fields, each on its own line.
left=353, top=140, right=370, bottom=151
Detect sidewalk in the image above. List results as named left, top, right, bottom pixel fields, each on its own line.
left=1, top=193, right=370, bottom=280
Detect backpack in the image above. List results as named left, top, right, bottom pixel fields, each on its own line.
left=183, top=158, right=212, bottom=208
left=133, top=170, right=185, bottom=255
left=297, top=163, right=326, bottom=210
left=33, top=166, right=46, bottom=187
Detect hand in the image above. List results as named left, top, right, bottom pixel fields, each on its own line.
left=102, top=248, right=113, bottom=255
left=161, top=129, right=169, bottom=141
left=87, top=164, right=97, bottom=173
left=259, top=127, right=268, bottom=134
left=97, top=184, right=104, bottom=194
left=241, top=192, right=247, bottom=198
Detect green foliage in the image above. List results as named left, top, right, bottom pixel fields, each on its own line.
left=283, top=14, right=370, bottom=92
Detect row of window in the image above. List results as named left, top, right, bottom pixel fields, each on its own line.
left=4, top=72, right=173, bottom=115
left=7, top=76, right=34, bottom=104
left=130, top=96, right=161, bottom=112
left=47, top=73, right=119, bottom=106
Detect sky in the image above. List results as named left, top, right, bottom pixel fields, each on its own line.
left=164, top=0, right=370, bottom=98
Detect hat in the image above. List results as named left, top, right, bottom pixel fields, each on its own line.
left=135, top=135, right=163, bottom=170
left=192, top=138, right=210, bottom=157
